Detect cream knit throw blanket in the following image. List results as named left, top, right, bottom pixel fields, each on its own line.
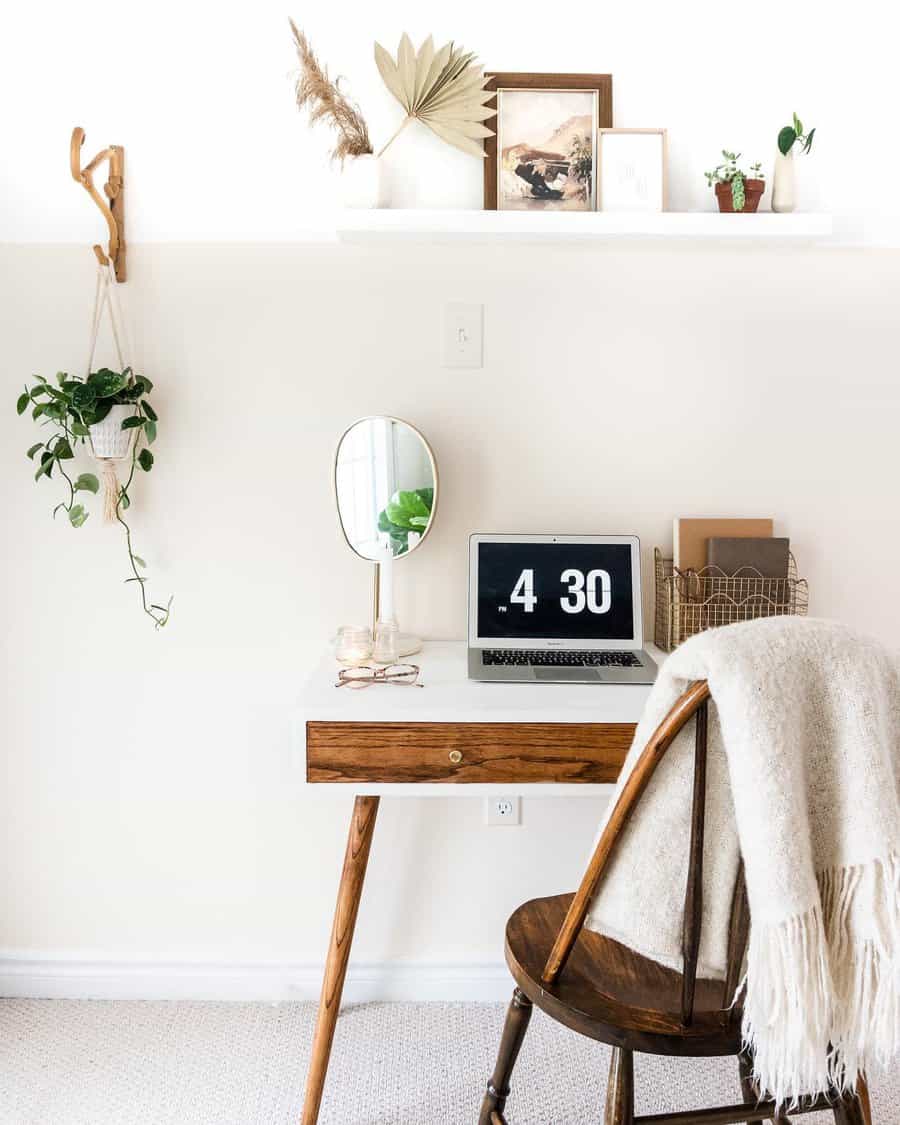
left=585, top=617, right=899, bottom=1106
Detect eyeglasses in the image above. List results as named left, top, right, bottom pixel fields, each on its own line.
left=335, top=663, right=423, bottom=689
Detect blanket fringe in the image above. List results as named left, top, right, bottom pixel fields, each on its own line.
left=742, top=852, right=899, bottom=1108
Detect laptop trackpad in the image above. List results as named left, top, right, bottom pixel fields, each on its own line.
left=534, top=667, right=601, bottom=681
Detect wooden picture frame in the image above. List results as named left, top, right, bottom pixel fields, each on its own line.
left=483, top=73, right=613, bottom=211
left=597, top=128, right=668, bottom=213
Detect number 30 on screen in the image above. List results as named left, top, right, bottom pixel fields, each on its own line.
left=510, top=569, right=612, bottom=614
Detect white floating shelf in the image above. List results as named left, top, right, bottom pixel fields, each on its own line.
left=337, top=209, right=832, bottom=244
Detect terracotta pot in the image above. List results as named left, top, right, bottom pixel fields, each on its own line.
left=714, top=178, right=765, bottom=213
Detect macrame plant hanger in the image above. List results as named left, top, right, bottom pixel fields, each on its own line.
left=68, top=124, right=171, bottom=629
left=85, top=262, right=133, bottom=521
left=71, top=125, right=130, bottom=523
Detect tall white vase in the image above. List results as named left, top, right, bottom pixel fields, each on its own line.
left=772, top=150, right=796, bottom=213
left=340, top=154, right=383, bottom=209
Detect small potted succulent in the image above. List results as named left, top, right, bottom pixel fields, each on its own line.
left=16, top=367, right=171, bottom=628
left=705, top=151, right=766, bottom=213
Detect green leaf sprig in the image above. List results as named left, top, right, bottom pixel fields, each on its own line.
left=17, top=367, right=172, bottom=628
left=778, top=112, right=816, bottom=157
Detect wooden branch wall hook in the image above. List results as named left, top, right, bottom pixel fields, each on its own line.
left=70, top=126, right=126, bottom=281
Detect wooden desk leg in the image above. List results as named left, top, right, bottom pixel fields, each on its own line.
left=301, top=795, right=380, bottom=1125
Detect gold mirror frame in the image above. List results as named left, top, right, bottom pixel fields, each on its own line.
left=333, top=415, right=439, bottom=562
left=333, top=416, right=439, bottom=631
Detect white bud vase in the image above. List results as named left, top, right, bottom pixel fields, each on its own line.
left=341, top=154, right=383, bottom=209
left=772, top=149, right=796, bottom=213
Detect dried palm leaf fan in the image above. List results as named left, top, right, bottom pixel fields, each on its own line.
left=374, top=34, right=495, bottom=158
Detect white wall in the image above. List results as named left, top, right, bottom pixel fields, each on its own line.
left=1, top=0, right=899, bottom=995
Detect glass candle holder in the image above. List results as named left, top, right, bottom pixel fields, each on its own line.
left=334, top=626, right=373, bottom=666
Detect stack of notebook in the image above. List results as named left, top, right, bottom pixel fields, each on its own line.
left=673, top=518, right=790, bottom=579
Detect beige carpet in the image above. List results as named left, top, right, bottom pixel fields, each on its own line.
left=0, top=1000, right=895, bottom=1124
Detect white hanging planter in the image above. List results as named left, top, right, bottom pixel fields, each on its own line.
left=341, top=154, right=383, bottom=209
left=772, top=150, right=796, bottom=213
left=89, top=404, right=137, bottom=460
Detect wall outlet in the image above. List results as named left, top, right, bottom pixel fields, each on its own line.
left=442, top=302, right=483, bottom=368
left=485, top=796, right=521, bottom=826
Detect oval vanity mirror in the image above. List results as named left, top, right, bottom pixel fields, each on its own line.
left=334, top=416, right=438, bottom=561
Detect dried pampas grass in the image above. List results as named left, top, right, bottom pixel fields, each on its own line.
left=290, top=21, right=372, bottom=162
left=374, top=34, right=495, bottom=158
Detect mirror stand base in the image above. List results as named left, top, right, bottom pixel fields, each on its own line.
left=397, top=634, right=423, bottom=659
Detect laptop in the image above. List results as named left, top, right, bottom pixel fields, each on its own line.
left=467, top=533, right=658, bottom=684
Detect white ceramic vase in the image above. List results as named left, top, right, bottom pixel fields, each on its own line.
left=772, top=150, right=796, bottom=213
left=341, top=154, right=382, bottom=209
left=89, top=403, right=137, bottom=460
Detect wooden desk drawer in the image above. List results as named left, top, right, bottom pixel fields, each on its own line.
left=306, top=722, right=635, bottom=784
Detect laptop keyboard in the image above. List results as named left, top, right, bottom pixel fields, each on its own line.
left=483, top=649, right=642, bottom=668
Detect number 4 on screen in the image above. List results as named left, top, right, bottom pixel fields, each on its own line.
left=510, top=568, right=537, bottom=612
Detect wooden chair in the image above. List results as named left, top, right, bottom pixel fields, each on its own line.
left=478, top=681, right=873, bottom=1125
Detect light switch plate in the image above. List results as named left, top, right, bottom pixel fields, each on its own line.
left=442, top=302, right=483, bottom=368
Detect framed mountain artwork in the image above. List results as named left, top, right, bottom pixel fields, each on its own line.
left=483, top=73, right=613, bottom=211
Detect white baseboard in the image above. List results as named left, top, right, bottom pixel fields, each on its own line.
left=0, top=953, right=512, bottom=1003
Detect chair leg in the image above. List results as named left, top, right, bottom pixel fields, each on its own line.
left=738, top=1049, right=791, bottom=1124
left=478, top=988, right=533, bottom=1125
left=738, top=1048, right=758, bottom=1124
left=604, top=1046, right=634, bottom=1125
left=832, top=1088, right=868, bottom=1125
left=857, top=1077, right=872, bottom=1125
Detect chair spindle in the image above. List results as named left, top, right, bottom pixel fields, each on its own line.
left=681, top=699, right=708, bottom=1026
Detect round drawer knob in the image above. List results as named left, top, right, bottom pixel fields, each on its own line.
left=448, top=750, right=463, bottom=764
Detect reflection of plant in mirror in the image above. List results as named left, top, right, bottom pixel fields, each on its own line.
left=378, top=488, right=434, bottom=555
left=16, top=367, right=172, bottom=628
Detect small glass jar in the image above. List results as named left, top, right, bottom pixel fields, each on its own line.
left=334, top=626, right=373, bottom=666
left=372, top=619, right=400, bottom=664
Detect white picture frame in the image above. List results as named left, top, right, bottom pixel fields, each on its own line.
left=597, top=128, right=668, bottom=213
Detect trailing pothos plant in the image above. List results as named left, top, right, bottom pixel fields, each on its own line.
left=16, top=367, right=172, bottom=628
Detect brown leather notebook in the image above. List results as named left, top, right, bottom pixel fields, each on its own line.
left=673, top=518, right=773, bottom=572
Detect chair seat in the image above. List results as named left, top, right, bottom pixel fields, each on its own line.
left=505, top=894, right=742, bottom=1057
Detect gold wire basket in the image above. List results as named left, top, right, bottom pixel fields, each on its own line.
left=654, top=547, right=809, bottom=652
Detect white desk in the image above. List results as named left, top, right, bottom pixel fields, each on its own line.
left=298, top=639, right=661, bottom=1124
left=300, top=640, right=659, bottom=797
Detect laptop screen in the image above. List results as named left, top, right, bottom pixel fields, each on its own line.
left=476, top=540, right=636, bottom=643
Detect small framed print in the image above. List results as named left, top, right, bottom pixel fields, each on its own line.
left=597, top=129, right=668, bottom=213
left=483, top=73, right=613, bottom=211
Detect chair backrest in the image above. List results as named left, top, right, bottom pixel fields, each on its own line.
left=541, top=681, right=749, bottom=1028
